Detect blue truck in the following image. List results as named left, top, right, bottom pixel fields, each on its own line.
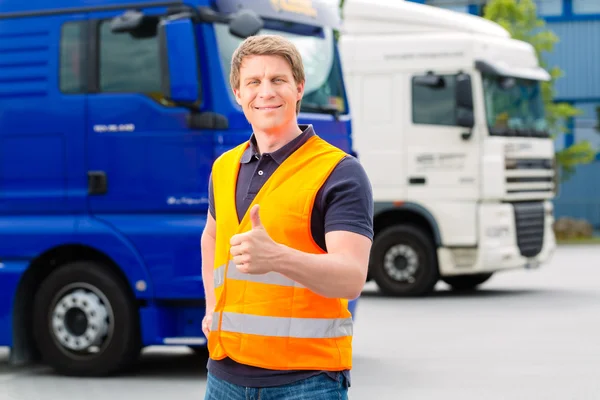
left=0, top=0, right=358, bottom=377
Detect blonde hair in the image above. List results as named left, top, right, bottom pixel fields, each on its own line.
left=230, top=35, right=305, bottom=114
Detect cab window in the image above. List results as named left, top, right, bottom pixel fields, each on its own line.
left=412, top=74, right=457, bottom=126
left=59, top=21, right=86, bottom=94
left=98, top=20, right=161, bottom=94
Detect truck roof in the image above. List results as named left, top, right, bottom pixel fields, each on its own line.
left=0, top=0, right=191, bottom=17
left=342, top=0, right=510, bottom=38
left=1, top=0, right=340, bottom=29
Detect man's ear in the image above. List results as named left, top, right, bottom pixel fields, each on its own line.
left=296, top=80, right=305, bottom=101
left=233, top=88, right=242, bottom=106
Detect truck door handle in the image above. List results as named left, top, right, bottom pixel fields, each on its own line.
left=88, top=171, right=107, bottom=195
left=409, top=177, right=426, bottom=185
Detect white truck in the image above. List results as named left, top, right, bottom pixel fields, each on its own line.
left=339, top=0, right=557, bottom=296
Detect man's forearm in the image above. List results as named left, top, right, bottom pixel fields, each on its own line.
left=272, top=244, right=366, bottom=300
left=201, top=231, right=216, bottom=312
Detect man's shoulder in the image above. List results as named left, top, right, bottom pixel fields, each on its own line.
left=317, top=155, right=374, bottom=240
left=328, top=155, right=371, bottom=185
left=213, top=142, right=248, bottom=169
left=322, top=155, right=372, bottom=203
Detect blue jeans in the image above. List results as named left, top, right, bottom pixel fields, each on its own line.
left=204, top=372, right=349, bottom=400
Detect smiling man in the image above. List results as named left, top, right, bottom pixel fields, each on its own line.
left=201, top=34, right=373, bottom=400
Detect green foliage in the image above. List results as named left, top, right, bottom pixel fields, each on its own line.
left=483, top=0, right=597, bottom=182
left=334, top=0, right=346, bottom=42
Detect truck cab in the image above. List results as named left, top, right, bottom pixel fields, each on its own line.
left=339, top=0, right=556, bottom=296
left=0, top=0, right=354, bottom=376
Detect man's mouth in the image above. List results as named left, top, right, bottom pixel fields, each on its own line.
left=254, top=105, right=282, bottom=110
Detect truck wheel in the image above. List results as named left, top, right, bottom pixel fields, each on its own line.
left=442, top=273, right=494, bottom=291
left=32, top=261, right=140, bottom=377
left=370, top=225, right=438, bottom=296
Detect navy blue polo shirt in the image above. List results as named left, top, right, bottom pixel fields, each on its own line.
left=206, top=124, right=374, bottom=388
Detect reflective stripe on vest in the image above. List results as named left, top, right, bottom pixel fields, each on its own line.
left=213, top=260, right=304, bottom=289
left=211, top=311, right=353, bottom=339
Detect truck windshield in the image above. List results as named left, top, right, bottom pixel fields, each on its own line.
left=483, top=74, right=549, bottom=137
left=214, top=25, right=347, bottom=115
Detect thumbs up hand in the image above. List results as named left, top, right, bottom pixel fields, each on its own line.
left=229, top=204, right=280, bottom=275
left=249, top=203, right=264, bottom=231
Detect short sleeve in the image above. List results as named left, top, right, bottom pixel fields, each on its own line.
left=320, top=156, right=374, bottom=241
left=208, top=173, right=216, bottom=220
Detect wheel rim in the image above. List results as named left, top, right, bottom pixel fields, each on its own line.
left=49, top=282, right=114, bottom=359
left=383, top=244, right=419, bottom=283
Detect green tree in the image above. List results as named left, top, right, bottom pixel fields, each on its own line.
left=483, top=0, right=597, bottom=182
left=334, top=0, right=346, bottom=41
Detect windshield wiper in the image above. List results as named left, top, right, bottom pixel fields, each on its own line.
left=490, top=126, right=549, bottom=138
left=489, top=126, right=516, bottom=136
left=301, top=102, right=341, bottom=120
left=533, top=129, right=550, bottom=138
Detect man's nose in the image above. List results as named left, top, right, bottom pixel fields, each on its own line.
left=258, top=81, right=276, bottom=98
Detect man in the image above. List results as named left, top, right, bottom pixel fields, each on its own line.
left=201, top=34, right=373, bottom=399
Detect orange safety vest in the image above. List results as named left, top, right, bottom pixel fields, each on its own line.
left=208, top=134, right=353, bottom=371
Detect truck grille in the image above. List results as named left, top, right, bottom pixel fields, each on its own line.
left=513, top=202, right=545, bottom=258
left=505, top=158, right=555, bottom=200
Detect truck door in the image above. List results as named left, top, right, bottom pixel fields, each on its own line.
left=405, top=71, right=481, bottom=245
left=85, top=7, right=212, bottom=298
left=0, top=16, right=88, bottom=215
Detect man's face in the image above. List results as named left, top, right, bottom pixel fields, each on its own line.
left=233, top=54, right=304, bottom=134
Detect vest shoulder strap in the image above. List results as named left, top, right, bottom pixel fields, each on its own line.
left=235, top=135, right=346, bottom=230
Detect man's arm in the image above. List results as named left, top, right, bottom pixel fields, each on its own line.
left=201, top=174, right=217, bottom=313
left=201, top=211, right=217, bottom=312
left=273, top=156, right=373, bottom=300
left=273, top=231, right=371, bottom=299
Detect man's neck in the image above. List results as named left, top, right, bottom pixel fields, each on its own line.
left=253, top=124, right=303, bottom=154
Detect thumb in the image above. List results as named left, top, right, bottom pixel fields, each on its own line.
left=250, top=204, right=263, bottom=229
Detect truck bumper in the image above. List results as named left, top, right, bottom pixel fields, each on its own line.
left=438, top=200, right=556, bottom=276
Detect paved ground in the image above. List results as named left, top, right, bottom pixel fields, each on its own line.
left=0, top=244, right=598, bottom=399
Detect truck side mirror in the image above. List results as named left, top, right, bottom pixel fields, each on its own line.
left=229, top=9, right=264, bottom=38
left=457, top=108, right=475, bottom=129
left=455, top=73, right=473, bottom=111
left=158, top=17, right=201, bottom=104
left=111, top=10, right=146, bottom=33
left=414, top=72, right=445, bottom=89
left=455, top=73, right=475, bottom=137
left=196, top=7, right=263, bottom=38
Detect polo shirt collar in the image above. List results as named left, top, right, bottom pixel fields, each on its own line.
left=240, top=125, right=316, bottom=165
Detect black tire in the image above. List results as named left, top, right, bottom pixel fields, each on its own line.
left=32, top=261, right=141, bottom=377
left=442, top=273, right=494, bottom=291
left=370, top=225, right=439, bottom=297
